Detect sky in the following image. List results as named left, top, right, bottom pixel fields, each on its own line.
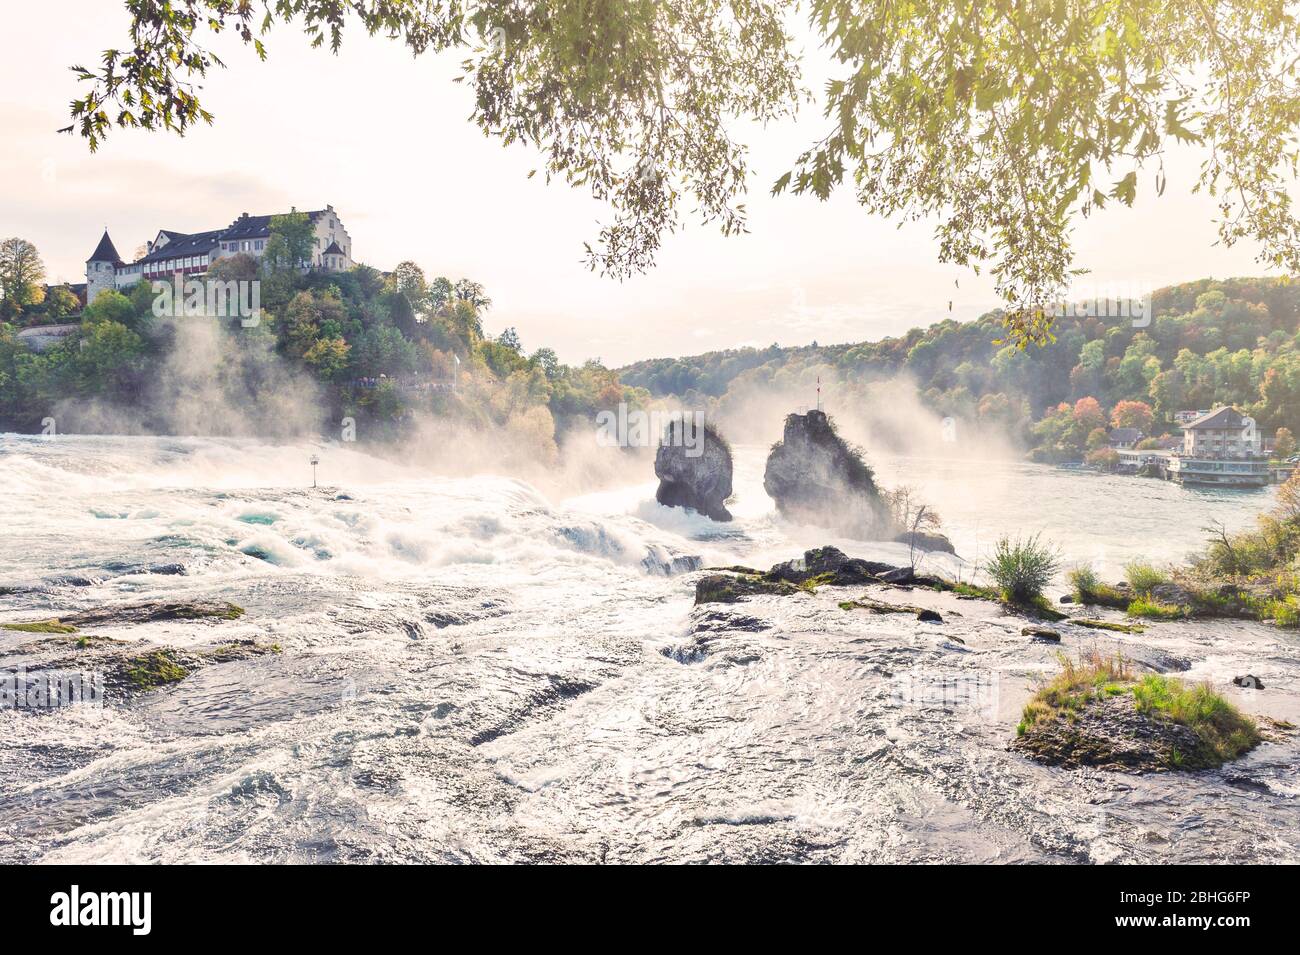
left=0, top=3, right=1283, bottom=367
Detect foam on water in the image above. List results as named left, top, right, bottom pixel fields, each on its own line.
left=1, top=434, right=1297, bottom=863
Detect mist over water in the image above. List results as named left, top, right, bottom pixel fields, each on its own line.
left=1, top=434, right=1295, bottom=863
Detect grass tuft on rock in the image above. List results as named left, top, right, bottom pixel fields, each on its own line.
left=1131, top=674, right=1260, bottom=767
left=1256, top=595, right=1300, bottom=627
left=1067, top=566, right=1130, bottom=608
left=1123, top=559, right=1168, bottom=596
left=1126, top=597, right=1190, bottom=620
left=1017, top=651, right=1133, bottom=737
left=1016, top=652, right=1260, bottom=770
left=986, top=534, right=1059, bottom=605
left=931, top=577, right=1066, bottom=619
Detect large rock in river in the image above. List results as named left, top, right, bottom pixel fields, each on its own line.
left=655, top=420, right=734, bottom=522
left=763, top=410, right=888, bottom=538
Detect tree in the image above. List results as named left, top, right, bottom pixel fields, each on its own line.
left=391, top=261, right=428, bottom=314
left=208, top=252, right=259, bottom=282
left=280, top=289, right=347, bottom=359
left=449, top=298, right=483, bottom=343
left=1111, top=400, right=1155, bottom=434
left=530, top=347, right=560, bottom=380
left=76, top=320, right=143, bottom=398
left=453, top=279, right=491, bottom=312
left=0, top=238, right=46, bottom=318
left=428, top=276, right=454, bottom=312
left=1276, top=427, right=1298, bottom=459
left=268, top=210, right=315, bottom=269
left=497, top=327, right=521, bottom=353
left=261, top=234, right=293, bottom=275
left=303, top=336, right=351, bottom=381
left=1086, top=447, right=1121, bottom=471
left=1274, top=471, right=1300, bottom=522
left=81, top=289, right=139, bottom=329
left=44, top=286, right=80, bottom=320
left=66, top=2, right=1300, bottom=346
left=351, top=325, right=420, bottom=378
left=1072, top=397, right=1105, bottom=432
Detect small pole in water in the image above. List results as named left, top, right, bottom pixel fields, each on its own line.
left=310, top=454, right=319, bottom=488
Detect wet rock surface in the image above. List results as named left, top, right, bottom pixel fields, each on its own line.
left=695, top=573, right=799, bottom=605
left=763, top=410, right=888, bottom=538
left=59, top=600, right=245, bottom=627
left=1011, top=696, right=1206, bottom=773
left=2, top=634, right=280, bottom=702
left=892, top=531, right=957, bottom=554
left=766, top=545, right=896, bottom=585
left=655, top=422, right=734, bottom=522
left=0, top=599, right=274, bottom=705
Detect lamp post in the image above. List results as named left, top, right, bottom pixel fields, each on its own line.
left=310, top=454, right=319, bottom=488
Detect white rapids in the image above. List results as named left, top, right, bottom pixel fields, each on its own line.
left=0, top=435, right=1297, bottom=863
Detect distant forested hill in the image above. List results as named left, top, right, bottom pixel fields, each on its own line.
left=618, top=278, right=1300, bottom=459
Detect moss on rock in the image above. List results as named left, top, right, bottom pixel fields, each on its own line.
left=123, top=649, right=191, bottom=689
left=1, top=619, right=78, bottom=634
left=694, top=573, right=799, bottom=605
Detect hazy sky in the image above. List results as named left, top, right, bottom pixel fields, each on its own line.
left=0, top=4, right=1282, bottom=366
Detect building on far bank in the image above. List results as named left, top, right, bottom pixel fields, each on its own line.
left=1116, top=447, right=1171, bottom=473
left=1107, top=427, right=1142, bottom=449
left=86, top=206, right=353, bottom=305
left=1180, top=406, right=1259, bottom=457
left=1167, top=406, right=1268, bottom=487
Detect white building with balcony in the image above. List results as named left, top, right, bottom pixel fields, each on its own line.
left=1168, top=407, right=1268, bottom=486
left=1180, top=407, right=1259, bottom=457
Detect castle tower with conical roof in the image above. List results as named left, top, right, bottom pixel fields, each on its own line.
left=85, top=229, right=123, bottom=305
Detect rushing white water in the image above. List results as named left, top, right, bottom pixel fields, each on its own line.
left=1, top=435, right=1296, bottom=863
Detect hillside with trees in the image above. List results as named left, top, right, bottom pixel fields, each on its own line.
left=0, top=228, right=646, bottom=459
left=618, top=278, right=1300, bottom=460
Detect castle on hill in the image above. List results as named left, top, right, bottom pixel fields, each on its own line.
left=85, top=205, right=353, bottom=304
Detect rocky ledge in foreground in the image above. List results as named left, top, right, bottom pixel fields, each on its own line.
left=1, top=600, right=246, bottom=634
left=2, top=634, right=280, bottom=704
left=695, top=547, right=899, bottom=605
left=1, top=600, right=274, bottom=706
left=695, top=545, right=967, bottom=606
left=1011, top=654, right=1275, bottom=772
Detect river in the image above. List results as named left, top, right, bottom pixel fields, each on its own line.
left=1, top=435, right=1296, bottom=862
